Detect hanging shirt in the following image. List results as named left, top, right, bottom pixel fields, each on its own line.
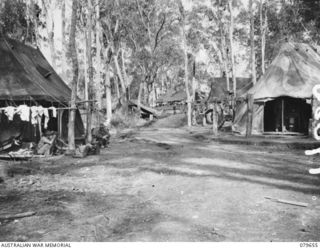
left=49, top=106, right=57, bottom=118
left=31, top=106, right=38, bottom=125
left=37, top=106, right=45, bottom=117
left=36, top=106, right=45, bottom=128
left=4, top=106, right=16, bottom=121
left=16, top=105, right=30, bottom=122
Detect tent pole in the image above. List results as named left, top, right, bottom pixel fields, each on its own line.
left=58, top=110, right=63, bottom=138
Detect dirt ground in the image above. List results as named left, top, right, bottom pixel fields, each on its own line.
left=1, top=125, right=320, bottom=242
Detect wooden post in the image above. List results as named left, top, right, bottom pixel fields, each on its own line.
left=212, top=103, right=218, bottom=136
left=246, top=94, right=254, bottom=137
left=57, top=109, right=63, bottom=138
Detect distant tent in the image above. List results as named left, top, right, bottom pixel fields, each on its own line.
left=128, top=99, right=161, bottom=118
left=157, top=88, right=187, bottom=105
left=0, top=35, right=84, bottom=144
left=233, top=42, right=318, bottom=135
left=207, top=77, right=252, bottom=102
left=157, top=87, right=206, bottom=106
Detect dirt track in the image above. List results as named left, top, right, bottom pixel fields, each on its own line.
left=1, top=127, right=320, bottom=242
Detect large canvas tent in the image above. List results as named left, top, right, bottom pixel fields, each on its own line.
left=0, top=35, right=84, bottom=144
left=233, top=42, right=320, bottom=135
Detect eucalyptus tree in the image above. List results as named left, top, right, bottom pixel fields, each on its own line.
left=68, top=0, right=78, bottom=153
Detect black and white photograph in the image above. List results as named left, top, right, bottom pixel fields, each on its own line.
left=0, top=0, right=319, bottom=246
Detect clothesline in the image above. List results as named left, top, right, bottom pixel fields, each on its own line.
left=0, top=105, right=57, bottom=130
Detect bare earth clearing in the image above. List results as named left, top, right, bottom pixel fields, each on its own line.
left=1, top=125, right=320, bottom=242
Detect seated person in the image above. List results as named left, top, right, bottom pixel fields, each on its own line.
left=92, top=124, right=110, bottom=148
left=37, top=131, right=56, bottom=156
left=73, top=143, right=100, bottom=158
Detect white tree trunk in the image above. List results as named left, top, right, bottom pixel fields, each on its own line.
left=105, top=63, right=112, bottom=122
left=179, top=0, right=192, bottom=127
left=229, top=0, right=237, bottom=97
left=68, top=0, right=78, bottom=153
left=95, top=1, right=102, bottom=110
left=86, top=0, right=93, bottom=143
left=260, top=0, right=267, bottom=74
left=250, top=0, right=257, bottom=84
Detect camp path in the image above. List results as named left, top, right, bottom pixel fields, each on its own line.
left=0, top=127, right=320, bottom=241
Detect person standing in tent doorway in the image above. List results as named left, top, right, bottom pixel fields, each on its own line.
left=37, top=131, right=57, bottom=156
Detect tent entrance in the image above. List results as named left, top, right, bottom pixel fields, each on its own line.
left=263, top=97, right=311, bottom=134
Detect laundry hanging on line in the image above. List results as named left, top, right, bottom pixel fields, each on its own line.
left=1, top=105, right=57, bottom=128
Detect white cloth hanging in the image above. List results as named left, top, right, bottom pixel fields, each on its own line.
left=16, top=105, right=30, bottom=122
left=4, top=106, right=16, bottom=121
left=44, top=108, right=49, bottom=129
left=48, top=106, right=57, bottom=118
left=31, top=106, right=38, bottom=125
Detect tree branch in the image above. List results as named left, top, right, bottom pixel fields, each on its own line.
left=153, top=14, right=166, bottom=52
left=135, top=0, right=149, bottom=31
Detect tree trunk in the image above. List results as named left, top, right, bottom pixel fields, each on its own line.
left=218, top=0, right=230, bottom=92
left=229, top=0, right=237, bottom=98
left=183, top=37, right=192, bottom=127
left=67, top=0, right=78, bottom=153
left=212, top=103, right=218, bottom=136
left=137, top=81, right=144, bottom=112
left=151, top=82, right=156, bottom=107
left=114, top=53, right=128, bottom=113
left=184, top=52, right=192, bottom=127
left=48, top=24, right=56, bottom=68
left=95, top=1, right=102, bottom=110
left=220, top=34, right=230, bottom=92
left=84, top=31, right=89, bottom=122
left=30, top=0, right=40, bottom=47
left=192, top=57, right=196, bottom=100
left=44, top=1, right=56, bottom=69
left=144, top=81, right=149, bottom=106
left=260, top=0, right=267, bottom=74
left=114, top=76, right=120, bottom=100
left=113, top=54, right=126, bottom=95
left=250, top=0, right=257, bottom=84
left=178, top=0, right=192, bottom=127
left=105, top=63, right=112, bottom=122
left=121, top=48, right=129, bottom=88
left=246, top=94, right=254, bottom=137
left=61, top=0, right=67, bottom=79
left=86, top=0, right=93, bottom=143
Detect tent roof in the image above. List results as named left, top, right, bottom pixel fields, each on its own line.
left=0, top=36, right=71, bottom=105
left=249, top=42, right=320, bottom=100
left=129, top=99, right=161, bottom=117
left=157, top=88, right=187, bottom=103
